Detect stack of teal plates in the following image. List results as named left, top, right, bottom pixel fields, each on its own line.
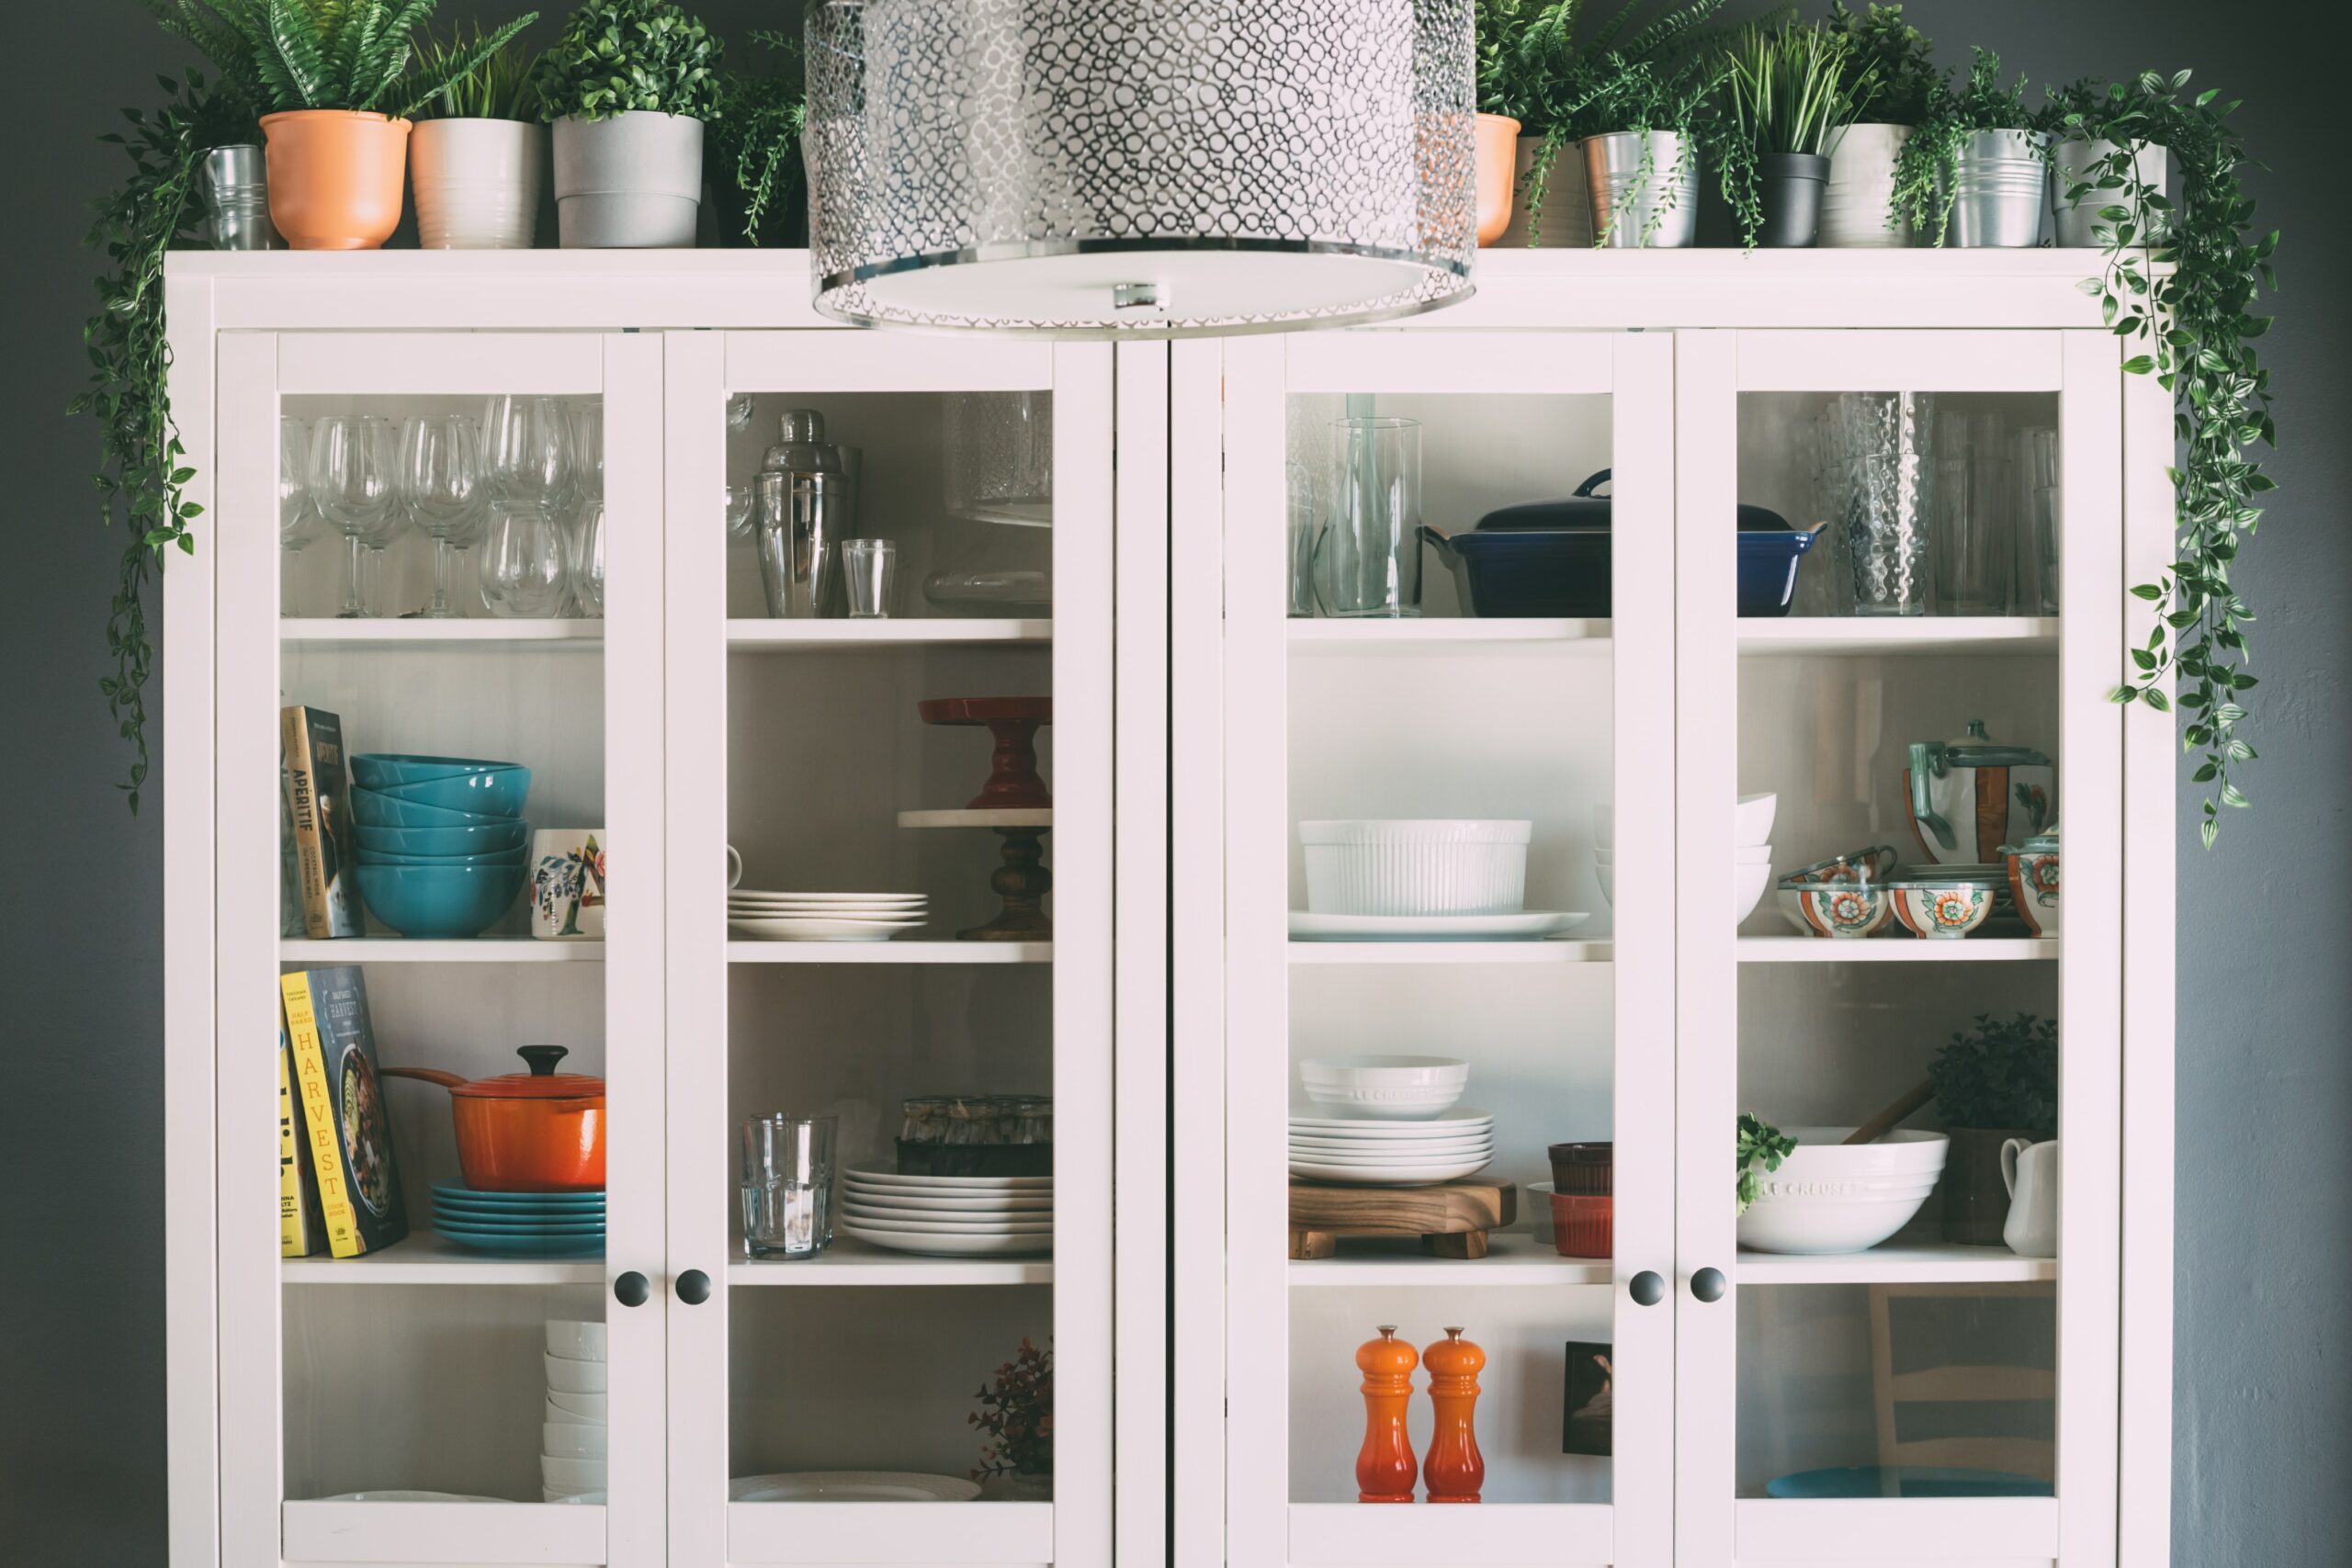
left=433, top=1183, right=605, bottom=1257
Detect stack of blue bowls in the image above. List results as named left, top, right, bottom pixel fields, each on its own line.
left=349, top=754, right=533, bottom=938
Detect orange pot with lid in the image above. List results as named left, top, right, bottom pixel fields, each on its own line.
left=382, top=1045, right=605, bottom=1192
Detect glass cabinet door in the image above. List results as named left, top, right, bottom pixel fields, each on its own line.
left=213, top=333, right=667, bottom=1566
left=660, top=331, right=1114, bottom=1566
left=1212, top=329, right=1678, bottom=1568
left=1673, top=330, right=2123, bottom=1565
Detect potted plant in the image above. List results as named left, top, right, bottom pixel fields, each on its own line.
left=1566, top=44, right=1758, bottom=250
left=2037, top=78, right=2170, bottom=249
left=1927, top=1013, right=2057, bottom=1243
left=707, top=29, right=807, bottom=248
left=971, top=1337, right=1053, bottom=1501
left=536, top=0, right=723, bottom=249
left=146, top=0, right=531, bottom=250
left=1893, top=47, right=2047, bottom=247
left=409, top=24, right=544, bottom=250
left=1736, top=1112, right=1797, bottom=1213
left=1818, top=2, right=1940, bottom=247
left=1723, top=19, right=1873, bottom=247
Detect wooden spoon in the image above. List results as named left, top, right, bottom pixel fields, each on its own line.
left=1842, top=1079, right=1934, bottom=1145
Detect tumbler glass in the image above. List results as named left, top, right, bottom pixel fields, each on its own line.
left=842, top=538, right=899, bottom=618
left=1317, top=416, right=1421, bottom=617
left=480, top=500, right=568, bottom=618
left=1933, top=409, right=2010, bottom=615
left=1284, top=459, right=1317, bottom=617
left=1835, top=392, right=1936, bottom=617
left=741, top=1114, right=838, bottom=1259
left=2011, top=425, right=2062, bottom=615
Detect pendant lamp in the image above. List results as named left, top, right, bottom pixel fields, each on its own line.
left=805, top=0, right=1478, bottom=337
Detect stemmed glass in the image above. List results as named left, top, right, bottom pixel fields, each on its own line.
left=565, top=401, right=605, bottom=618
left=306, top=414, right=400, bottom=618
left=398, top=414, right=486, bottom=619
left=480, top=395, right=571, bottom=618
left=278, top=417, right=322, bottom=616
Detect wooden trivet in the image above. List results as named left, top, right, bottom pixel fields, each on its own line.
left=1288, top=1179, right=1518, bottom=1260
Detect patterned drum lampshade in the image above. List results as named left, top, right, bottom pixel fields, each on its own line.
left=806, top=0, right=1477, bottom=336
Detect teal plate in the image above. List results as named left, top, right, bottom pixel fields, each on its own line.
left=432, top=1183, right=605, bottom=1207
left=434, top=1194, right=607, bottom=1213
left=1765, top=1466, right=2053, bottom=1500
left=435, top=1214, right=608, bottom=1235
left=436, top=1230, right=605, bottom=1257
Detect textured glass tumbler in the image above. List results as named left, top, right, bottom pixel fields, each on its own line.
left=1835, top=392, right=1936, bottom=617
left=1317, top=417, right=1422, bottom=617
left=1934, top=410, right=2010, bottom=615
left=741, top=1114, right=837, bottom=1259
left=842, top=539, right=899, bottom=618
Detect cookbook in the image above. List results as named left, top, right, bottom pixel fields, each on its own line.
left=277, top=1025, right=325, bottom=1258
left=281, top=705, right=362, bottom=939
left=279, top=967, right=408, bottom=1258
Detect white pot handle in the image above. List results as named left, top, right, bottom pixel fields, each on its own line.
left=2000, top=1136, right=2029, bottom=1197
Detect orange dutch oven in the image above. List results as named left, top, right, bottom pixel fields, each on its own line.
left=382, top=1045, right=605, bottom=1192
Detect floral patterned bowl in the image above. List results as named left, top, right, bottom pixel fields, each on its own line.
left=1781, top=879, right=1894, bottom=939
left=2000, top=831, right=2061, bottom=936
left=1885, top=870, right=2001, bottom=939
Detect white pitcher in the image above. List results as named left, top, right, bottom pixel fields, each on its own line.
left=2000, top=1137, right=2059, bottom=1258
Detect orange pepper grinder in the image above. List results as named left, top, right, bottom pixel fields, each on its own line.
left=1422, top=1326, right=1487, bottom=1503
left=1354, top=1325, right=1419, bottom=1503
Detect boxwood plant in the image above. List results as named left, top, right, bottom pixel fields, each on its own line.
left=534, top=0, right=723, bottom=124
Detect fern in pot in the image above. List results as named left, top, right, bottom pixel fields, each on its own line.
left=410, top=26, right=544, bottom=249
left=536, top=0, right=723, bottom=249
left=707, top=29, right=807, bottom=248
left=1819, top=2, right=1940, bottom=247
left=1893, top=47, right=2048, bottom=247
left=1724, top=18, right=1873, bottom=248
left=146, top=0, right=532, bottom=250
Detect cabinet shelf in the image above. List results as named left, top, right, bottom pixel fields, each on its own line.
left=1738, top=616, right=2059, bottom=656
left=730, top=1237, right=1051, bottom=1286
left=1736, top=936, right=2055, bottom=963
left=1289, top=1502, right=1612, bottom=1564
left=1287, top=617, right=1611, bottom=656
left=280, top=617, right=602, bottom=645
left=1737, top=1241, right=2055, bottom=1285
left=1288, top=940, right=1611, bottom=965
left=728, top=940, right=1050, bottom=964
left=1288, top=1232, right=1611, bottom=1286
left=282, top=1230, right=604, bottom=1286
left=279, top=938, right=604, bottom=964
left=727, top=1500, right=1051, bottom=1564
left=727, top=618, right=1051, bottom=649
left=284, top=1500, right=605, bottom=1564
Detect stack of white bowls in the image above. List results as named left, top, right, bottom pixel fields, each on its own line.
left=1736, top=1129, right=1951, bottom=1254
left=1288, top=1077, right=1493, bottom=1188
left=1297, top=1055, right=1468, bottom=1120
left=838, top=1165, right=1053, bottom=1257
left=542, top=1320, right=608, bottom=1504
left=1593, top=795, right=1776, bottom=924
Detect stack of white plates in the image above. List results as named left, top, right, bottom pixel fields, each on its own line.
left=1288, top=1109, right=1495, bottom=1185
left=542, top=1321, right=607, bottom=1504
left=838, top=1165, right=1053, bottom=1257
left=729, top=889, right=929, bottom=942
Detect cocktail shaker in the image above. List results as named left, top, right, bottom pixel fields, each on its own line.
left=754, top=409, right=850, bottom=617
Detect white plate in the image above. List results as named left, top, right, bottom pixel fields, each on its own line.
left=839, top=1221, right=1054, bottom=1257
left=1288, top=1130, right=1494, bottom=1149
left=318, top=1491, right=503, bottom=1504
left=729, top=1471, right=981, bottom=1503
left=729, top=899, right=929, bottom=910
left=839, top=1186, right=1055, bottom=1213
left=840, top=1205, right=1056, bottom=1229
left=730, top=890, right=929, bottom=904
left=1288, top=1141, right=1493, bottom=1161
left=841, top=1196, right=1056, bottom=1219
left=729, top=917, right=927, bottom=941
left=1287, top=1154, right=1494, bottom=1184
left=1286, top=1109, right=1494, bottom=1135
left=1288, top=909, right=1589, bottom=942
left=729, top=908, right=930, bottom=919
left=843, top=1213, right=1055, bottom=1235
left=846, top=1164, right=1053, bottom=1190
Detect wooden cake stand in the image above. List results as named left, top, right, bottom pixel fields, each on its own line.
left=917, top=696, right=1053, bottom=809
left=1288, top=1179, right=1519, bottom=1260
left=906, top=697, right=1054, bottom=941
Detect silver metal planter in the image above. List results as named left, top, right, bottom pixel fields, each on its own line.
left=1943, top=130, right=2050, bottom=248
left=200, top=145, right=282, bottom=251
left=2051, top=138, right=2168, bottom=248
left=1583, top=131, right=1700, bottom=249
left=1757, top=152, right=1829, bottom=248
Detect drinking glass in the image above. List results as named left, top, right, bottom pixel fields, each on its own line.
left=569, top=496, right=607, bottom=618
left=481, top=394, right=572, bottom=514
left=842, top=538, right=899, bottom=617
left=741, top=1114, right=837, bottom=1259
left=480, top=501, right=569, bottom=618
left=2011, top=426, right=2062, bottom=615
left=399, top=414, right=485, bottom=619
left=278, top=417, right=322, bottom=615
left=1834, top=392, right=1936, bottom=617
left=725, top=482, right=755, bottom=539
left=1285, top=459, right=1317, bottom=617
left=1316, top=416, right=1422, bottom=617
left=1933, top=409, right=2010, bottom=615
left=562, top=402, right=605, bottom=618
left=306, top=414, right=399, bottom=618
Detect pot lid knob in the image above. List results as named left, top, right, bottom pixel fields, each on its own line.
left=518, top=1044, right=568, bottom=1077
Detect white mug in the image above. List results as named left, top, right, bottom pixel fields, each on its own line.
left=531, top=829, right=607, bottom=940
left=2000, top=1137, right=2059, bottom=1258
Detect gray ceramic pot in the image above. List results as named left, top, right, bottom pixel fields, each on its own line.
left=1943, top=130, right=2050, bottom=248
left=1757, top=152, right=1829, bottom=247
left=1583, top=131, right=1700, bottom=249
left=551, top=111, right=703, bottom=249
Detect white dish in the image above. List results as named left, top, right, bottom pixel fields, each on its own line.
left=1286, top=1108, right=1493, bottom=1135
left=319, top=1491, right=503, bottom=1503
left=1736, top=1128, right=1951, bottom=1255
left=839, top=1220, right=1053, bottom=1257
left=544, top=1391, right=607, bottom=1424
left=1299, top=818, right=1533, bottom=918
left=543, top=1422, right=608, bottom=1459
left=729, top=899, right=929, bottom=911
left=729, top=916, right=927, bottom=941
left=838, top=1188, right=1055, bottom=1214
left=1287, top=1154, right=1493, bottom=1184
left=845, top=1164, right=1053, bottom=1190
left=842, top=1212, right=1056, bottom=1234
left=544, top=1320, right=606, bottom=1361
left=543, top=1352, right=608, bottom=1394
left=729, top=890, right=928, bottom=904
left=1736, top=791, right=1778, bottom=846
left=1299, top=1084, right=1465, bottom=1118
left=1288, top=909, right=1588, bottom=942
left=541, top=1454, right=608, bottom=1492
left=1288, top=1136, right=1493, bottom=1157
left=729, top=1471, right=980, bottom=1503
left=1297, top=1055, right=1469, bottom=1118
left=841, top=1202, right=1056, bottom=1225
left=1734, top=860, right=1770, bottom=924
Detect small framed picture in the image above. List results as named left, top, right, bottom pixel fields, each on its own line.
left=1563, top=1341, right=1614, bottom=1456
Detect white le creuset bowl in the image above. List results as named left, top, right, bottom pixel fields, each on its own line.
left=1736, top=1128, right=1951, bottom=1254
left=545, top=1320, right=606, bottom=1361
left=1298, top=819, right=1532, bottom=917
left=543, top=1422, right=608, bottom=1459
left=540, top=1454, right=608, bottom=1493
left=1301, top=1083, right=1466, bottom=1118
left=1297, top=1055, right=1471, bottom=1119
left=1736, top=792, right=1778, bottom=847
left=544, top=1352, right=608, bottom=1395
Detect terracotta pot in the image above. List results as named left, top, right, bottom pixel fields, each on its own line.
left=380, top=1044, right=605, bottom=1192
left=1474, top=114, right=1521, bottom=245
left=261, top=110, right=412, bottom=251
left=1941, top=1125, right=2036, bottom=1244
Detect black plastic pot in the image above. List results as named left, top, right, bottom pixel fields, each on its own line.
left=1758, top=152, right=1830, bottom=248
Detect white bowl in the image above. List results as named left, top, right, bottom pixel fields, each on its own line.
left=1736, top=792, right=1778, bottom=847
left=1297, top=1055, right=1470, bottom=1119
left=544, top=1352, right=608, bottom=1394
left=1298, top=819, right=1532, bottom=917
left=545, top=1320, right=606, bottom=1361
left=1733, top=860, right=1770, bottom=923
left=541, top=1454, right=608, bottom=1493
left=1301, top=1084, right=1465, bottom=1118
left=1734, top=843, right=1773, bottom=863
left=1736, top=1129, right=1951, bottom=1254
left=543, top=1422, right=608, bottom=1459
left=544, top=1391, right=607, bottom=1425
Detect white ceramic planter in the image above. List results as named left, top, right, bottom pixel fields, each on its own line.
left=1298, top=819, right=1532, bottom=916
left=1820, top=122, right=1913, bottom=248
left=551, top=111, right=704, bottom=249
left=1494, top=136, right=1593, bottom=248
left=411, top=118, right=543, bottom=250
left=2051, top=139, right=2168, bottom=247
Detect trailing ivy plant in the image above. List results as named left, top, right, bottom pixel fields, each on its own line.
left=1825, top=2, right=1939, bottom=128
left=1888, top=46, right=2033, bottom=242
left=71, top=70, right=254, bottom=812
left=145, top=0, right=533, bottom=118
left=707, top=28, right=806, bottom=245
left=1735, top=1111, right=1797, bottom=1214
left=2042, top=72, right=2277, bottom=846
left=534, top=0, right=724, bottom=125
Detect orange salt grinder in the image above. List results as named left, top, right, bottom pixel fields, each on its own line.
left=1422, top=1326, right=1487, bottom=1503
left=1354, top=1325, right=1419, bottom=1503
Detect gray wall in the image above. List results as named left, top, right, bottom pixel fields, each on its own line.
left=2, top=1, right=2340, bottom=1561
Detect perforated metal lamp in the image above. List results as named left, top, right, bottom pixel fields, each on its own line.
left=805, top=0, right=1477, bottom=337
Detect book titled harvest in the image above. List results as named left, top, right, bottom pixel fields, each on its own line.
left=277, top=1025, right=325, bottom=1258
left=281, top=705, right=362, bottom=939
left=279, top=967, right=409, bottom=1258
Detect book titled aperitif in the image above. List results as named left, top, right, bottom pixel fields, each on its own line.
left=279, top=967, right=408, bottom=1259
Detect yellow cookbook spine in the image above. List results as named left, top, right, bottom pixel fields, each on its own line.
left=277, top=1032, right=305, bottom=1257
left=280, top=971, right=365, bottom=1258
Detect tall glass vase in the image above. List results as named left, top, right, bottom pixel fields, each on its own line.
left=1317, top=416, right=1422, bottom=618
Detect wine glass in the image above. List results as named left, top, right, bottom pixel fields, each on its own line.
left=569, top=495, right=606, bottom=617
left=399, top=414, right=485, bottom=619
left=563, top=401, right=605, bottom=618
left=482, top=394, right=571, bottom=515
left=725, top=482, right=755, bottom=539
left=278, top=417, right=322, bottom=615
left=306, top=414, right=398, bottom=618
left=481, top=501, right=568, bottom=618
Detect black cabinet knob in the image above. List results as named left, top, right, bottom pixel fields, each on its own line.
left=676, top=1268, right=712, bottom=1305
left=1629, top=1270, right=1666, bottom=1307
left=1691, top=1267, right=1727, bottom=1303
left=613, top=1270, right=649, bottom=1308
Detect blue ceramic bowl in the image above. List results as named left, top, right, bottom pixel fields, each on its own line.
left=354, top=819, right=531, bottom=856
left=351, top=752, right=526, bottom=791
left=356, top=845, right=531, bottom=869
left=1736, top=529, right=1818, bottom=618
left=369, top=766, right=532, bottom=818
left=354, top=862, right=526, bottom=938
left=350, top=785, right=514, bottom=829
